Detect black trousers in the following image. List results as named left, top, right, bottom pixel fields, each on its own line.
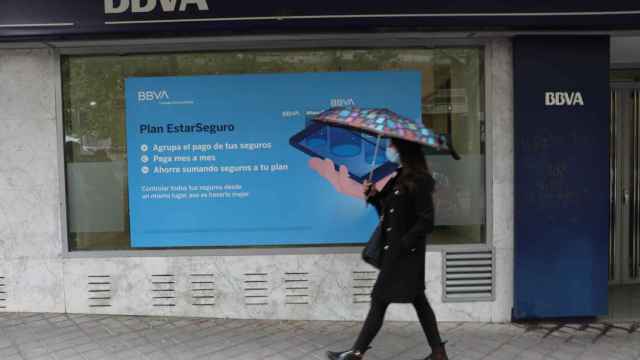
left=353, top=293, right=442, bottom=353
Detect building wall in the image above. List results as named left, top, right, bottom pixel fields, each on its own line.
left=0, top=38, right=513, bottom=322
left=0, top=48, right=66, bottom=312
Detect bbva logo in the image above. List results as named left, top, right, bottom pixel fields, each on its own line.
left=545, top=92, right=585, bottom=106
left=331, top=98, right=356, bottom=107
left=138, top=90, right=169, bottom=102
left=105, top=0, right=210, bottom=14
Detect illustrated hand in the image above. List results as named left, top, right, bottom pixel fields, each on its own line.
left=309, top=157, right=392, bottom=200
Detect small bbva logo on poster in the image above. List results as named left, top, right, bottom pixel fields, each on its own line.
left=138, top=90, right=169, bottom=102
left=545, top=92, right=585, bottom=106
left=331, top=98, right=355, bottom=107
left=105, top=0, right=210, bottom=14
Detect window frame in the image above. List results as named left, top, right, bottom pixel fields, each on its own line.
left=51, top=33, right=495, bottom=257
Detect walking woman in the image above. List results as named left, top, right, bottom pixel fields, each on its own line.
left=327, top=138, right=449, bottom=360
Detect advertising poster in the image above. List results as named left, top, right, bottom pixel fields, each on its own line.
left=125, top=71, right=421, bottom=247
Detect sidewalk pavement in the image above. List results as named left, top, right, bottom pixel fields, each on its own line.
left=0, top=312, right=639, bottom=360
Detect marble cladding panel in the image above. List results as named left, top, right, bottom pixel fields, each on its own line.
left=492, top=247, right=514, bottom=322
left=492, top=197, right=514, bottom=251
left=490, top=38, right=515, bottom=161
left=426, top=251, right=443, bottom=303
left=0, top=49, right=57, bottom=121
left=0, top=259, right=65, bottom=313
left=489, top=39, right=514, bottom=252
left=0, top=261, right=8, bottom=310
left=0, top=116, right=59, bottom=190
left=486, top=38, right=514, bottom=323
left=0, top=186, right=61, bottom=259
left=0, top=49, right=62, bottom=260
left=62, top=251, right=496, bottom=322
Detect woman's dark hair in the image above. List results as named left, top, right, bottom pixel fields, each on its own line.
left=391, top=137, right=431, bottom=191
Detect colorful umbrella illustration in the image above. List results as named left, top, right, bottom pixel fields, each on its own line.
left=313, top=107, right=460, bottom=181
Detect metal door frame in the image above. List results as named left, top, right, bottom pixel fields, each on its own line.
left=610, top=84, right=640, bottom=285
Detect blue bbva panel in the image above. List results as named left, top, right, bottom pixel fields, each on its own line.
left=125, top=71, right=421, bottom=248
left=513, top=37, right=610, bottom=319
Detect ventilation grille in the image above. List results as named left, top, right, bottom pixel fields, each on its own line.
left=88, top=275, right=112, bottom=308
left=244, top=273, right=269, bottom=306
left=443, top=249, right=494, bottom=302
left=0, top=276, right=6, bottom=309
left=152, top=274, right=176, bottom=307
left=284, top=272, right=310, bottom=305
left=352, top=271, right=376, bottom=304
left=191, top=274, right=216, bottom=307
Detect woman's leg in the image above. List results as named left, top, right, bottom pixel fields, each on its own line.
left=412, top=293, right=443, bottom=349
left=352, top=297, right=391, bottom=353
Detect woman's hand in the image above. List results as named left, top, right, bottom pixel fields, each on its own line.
left=363, top=180, right=379, bottom=200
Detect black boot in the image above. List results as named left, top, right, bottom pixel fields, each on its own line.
left=326, top=349, right=363, bottom=360
left=424, top=342, right=449, bottom=360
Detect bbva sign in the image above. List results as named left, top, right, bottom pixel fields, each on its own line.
left=545, top=91, right=585, bottom=106
left=138, top=90, right=169, bottom=102
left=105, top=0, right=210, bottom=14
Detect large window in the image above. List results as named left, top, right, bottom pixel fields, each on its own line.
left=62, top=46, right=485, bottom=251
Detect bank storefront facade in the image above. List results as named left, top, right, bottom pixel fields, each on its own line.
left=0, top=2, right=637, bottom=322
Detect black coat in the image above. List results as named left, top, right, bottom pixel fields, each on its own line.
left=367, top=169, right=435, bottom=303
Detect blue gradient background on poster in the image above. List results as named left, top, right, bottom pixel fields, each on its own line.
left=125, top=71, right=420, bottom=247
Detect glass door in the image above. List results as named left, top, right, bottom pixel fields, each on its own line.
left=610, top=85, right=640, bottom=285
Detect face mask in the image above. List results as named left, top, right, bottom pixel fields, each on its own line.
left=385, top=146, right=400, bottom=164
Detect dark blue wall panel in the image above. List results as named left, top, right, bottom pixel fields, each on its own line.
left=1, top=2, right=640, bottom=40
left=513, top=36, right=610, bottom=319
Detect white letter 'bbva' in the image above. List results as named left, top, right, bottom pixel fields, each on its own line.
left=105, top=0, right=209, bottom=13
